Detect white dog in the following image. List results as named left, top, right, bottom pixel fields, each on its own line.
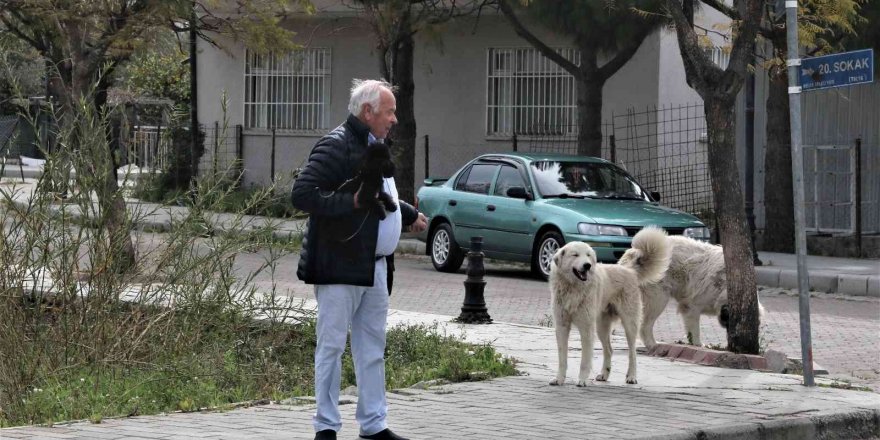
left=622, top=235, right=765, bottom=349
left=548, top=227, right=670, bottom=386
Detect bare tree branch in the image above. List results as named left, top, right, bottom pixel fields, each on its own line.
left=497, top=0, right=584, bottom=81
left=722, top=0, right=762, bottom=89
left=665, top=0, right=720, bottom=95
left=702, top=0, right=739, bottom=20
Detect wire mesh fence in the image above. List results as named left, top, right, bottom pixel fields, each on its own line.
left=201, top=123, right=243, bottom=178
left=520, top=103, right=715, bottom=224
left=611, top=103, right=714, bottom=221
left=0, top=115, right=18, bottom=155
left=522, top=122, right=614, bottom=158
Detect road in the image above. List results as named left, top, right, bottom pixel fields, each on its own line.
left=234, top=251, right=880, bottom=391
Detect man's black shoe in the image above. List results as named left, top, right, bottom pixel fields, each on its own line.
left=359, top=428, right=409, bottom=440
left=315, top=429, right=337, bottom=440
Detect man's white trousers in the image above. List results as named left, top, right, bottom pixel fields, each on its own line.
left=313, top=258, right=388, bottom=435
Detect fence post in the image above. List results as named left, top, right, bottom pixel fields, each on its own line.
left=512, top=133, right=518, bottom=152
left=192, top=124, right=199, bottom=178
left=270, top=127, right=276, bottom=183
left=156, top=123, right=163, bottom=169
left=854, top=137, right=862, bottom=257
left=236, top=124, right=244, bottom=184
left=424, top=134, right=430, bottom=179
left=609, top=134, right=616, bottom=164
left=213, top=121, right=219, bottom=176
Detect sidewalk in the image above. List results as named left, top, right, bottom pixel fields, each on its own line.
left=2, top=305, right=879, bottom=439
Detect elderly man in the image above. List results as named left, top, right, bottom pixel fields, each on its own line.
left=291, top=79, right=427, bottom=440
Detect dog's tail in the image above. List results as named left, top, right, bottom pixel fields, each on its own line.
left=621, top=226, right=671, bottom=284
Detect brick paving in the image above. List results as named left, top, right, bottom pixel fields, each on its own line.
left=238, top=251, right=880, bottom=390
left=4, top=305, right=880, bottom=439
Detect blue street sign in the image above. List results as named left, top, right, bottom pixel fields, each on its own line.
left=800, top=49, right=874, bottom=91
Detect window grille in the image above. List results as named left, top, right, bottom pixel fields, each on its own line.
left=244, top=48, right=331, bottom=131
left=487, top=47, right=579, bottom=137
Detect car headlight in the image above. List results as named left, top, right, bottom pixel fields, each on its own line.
left=684, top=226, right=710, bottom=239
left=577, top=223, right=627, bottom=236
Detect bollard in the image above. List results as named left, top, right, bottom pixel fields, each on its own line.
left=455, top=236, right=492, bottom=324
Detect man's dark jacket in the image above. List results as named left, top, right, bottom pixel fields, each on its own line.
left=291, top=114, right=418, bottom=287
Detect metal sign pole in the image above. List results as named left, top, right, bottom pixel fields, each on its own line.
left=785, top=0, right=815, bottom=387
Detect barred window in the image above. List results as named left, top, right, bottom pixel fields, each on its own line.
left=244, top=48, right=331, bottom=131
left=487, top=47, right=579, bottom=136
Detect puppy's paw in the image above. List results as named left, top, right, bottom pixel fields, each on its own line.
left=626, top=376, right=638, bottom=385
left=595, top=373, right=609, bottom=382
left=549, top=377, right=564, bottom=386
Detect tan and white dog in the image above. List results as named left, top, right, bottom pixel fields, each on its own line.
left=622, top=235, right=766, bottom=349
left=548, top=227, right=670, bottom=386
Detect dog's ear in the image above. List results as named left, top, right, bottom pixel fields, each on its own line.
left=552, top=248, right=564, bottom=267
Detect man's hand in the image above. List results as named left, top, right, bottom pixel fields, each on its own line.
left=410, top=212, right=428, bottom=233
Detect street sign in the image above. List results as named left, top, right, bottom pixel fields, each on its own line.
left=800, top=49, right=874, bottom=91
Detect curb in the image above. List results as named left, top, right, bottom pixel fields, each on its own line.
left=756, top=266, right=879, bottom=298
left=643, top=343, right=830, bottom=375
left=642, top=408, right=880, bottom=440
left=397, top=239, right=877, bottom=297
left=5, top=198, right=306, bottom=241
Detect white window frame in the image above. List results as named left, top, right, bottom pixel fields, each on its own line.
left=243, top=48, right=331, bottom=132
left=486, top=47, right=580, bottom=137
left=703, top=46, right=730, bottom=69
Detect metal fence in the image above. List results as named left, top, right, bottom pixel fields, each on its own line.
left=611, top=103, right=714, bottom=220
left=126, top=125, right=170, bottom=170
left=802, top=140, right=878, bottom=236
left=0, top=115, right=18, bottom=154
left=201, top=123, right=243, bottom=178
left=800, top=81, right=880, bottom=237
left=122, top=122, right=244, bottom=181
left=522, top=103, right=714, bottom=223
left=522, top=122, right=613, bottom=157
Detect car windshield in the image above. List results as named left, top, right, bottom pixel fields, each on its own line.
left=530, top=161, right=649, bottom=201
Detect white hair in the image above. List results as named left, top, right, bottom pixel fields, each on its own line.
left=348, top=79, right=394, bottom=116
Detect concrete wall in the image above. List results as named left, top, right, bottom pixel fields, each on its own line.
left=196, top=8, right=732, bottom=197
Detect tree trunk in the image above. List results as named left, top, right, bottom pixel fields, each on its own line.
left=388, top=31, right=417, bottom=205
left=576, top=48, right=603, bottom=158
left=51, top=69, right=137, bottom=272
left=705, top=97, right=761, bottom=354
left=762, top=63, right=795, bottom=252
left=576, top=76, right=604, bottom=158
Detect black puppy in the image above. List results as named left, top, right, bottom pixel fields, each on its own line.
left=340, top=141, right=397, bottom=219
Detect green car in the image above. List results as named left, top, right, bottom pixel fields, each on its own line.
left=415, top=153, right=709, bottom=280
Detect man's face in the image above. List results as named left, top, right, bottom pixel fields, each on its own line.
left=362, top=89, right=397, bottom=140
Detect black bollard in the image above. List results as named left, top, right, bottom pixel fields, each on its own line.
left=455, top=236, right=492, bottom=324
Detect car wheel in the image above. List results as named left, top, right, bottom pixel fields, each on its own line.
left=430, top=223, right=465, bottom=273
left=532, top=230, right=564, bottom=281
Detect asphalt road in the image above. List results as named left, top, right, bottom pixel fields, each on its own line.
left=234, top=251, right=880, bottom=391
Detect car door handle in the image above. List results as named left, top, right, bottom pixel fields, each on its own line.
left=448, top=200, right=457, bottom=206
left=487, top=205, right=496, bottom=211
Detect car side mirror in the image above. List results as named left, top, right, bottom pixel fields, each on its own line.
left=506, top=186, right=531, bottom=200
left=650, top=191, right=661, bottom=202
